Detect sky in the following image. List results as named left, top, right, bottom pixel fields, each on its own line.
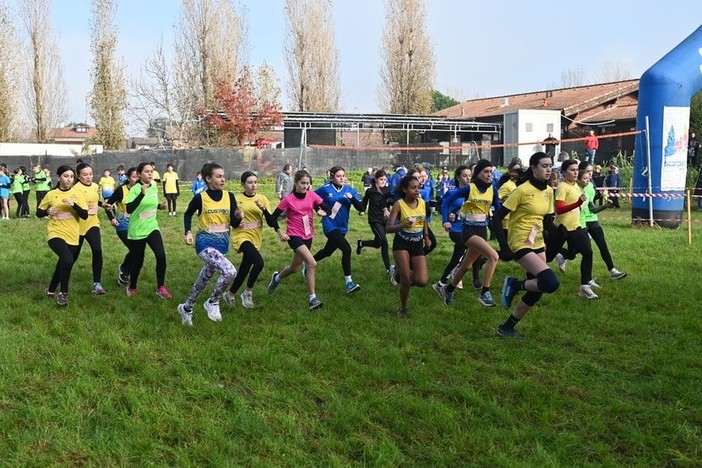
left=33, top=0, right=702, bottom=135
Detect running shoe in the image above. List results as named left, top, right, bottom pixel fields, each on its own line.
left=125, top=286, right=137, bottom=296
left=177, top=303, right=193, bottom=327
left=309, top=297, right=324, bottom=310
left=356, top=240, right=363, bottom=255
left=388, top=265, right=398, bottom=286
left=117, top=264, right=129, bottom=286
left=478, top=291, right=496, bottom=307
left=240, top=291, right=255, bottom=309
left=45, top=288, right=55, bottom=298
left=456, top=280, right=463, bottom=290
left=345, top=281, right=361, bottom=294
left=496, top=325, right=525, bottom=340
left=268, top=271, right=280, bottom=293
left=204, top=298, right=222, bottom=322
left=500, top=276, right=518, bottom=309
left=443, top=286, right=454, bottom=306
left=397, top=306, right=408, bottom=318
left=56, top=292, right=69, bottom=307
left=432, top=282, right=445, bottom=300
left=610, top=268, right=628, bottom=280
left=578, top=284, right=598, bottom=299
left=156, top=286, right=172, bottom=299
left=222, top=292, right=236, bottom=306
left=472, top=279, right=482, bottom=290
left=92, top=282, right=107, bottom=295
left=588, top=278, right=602, bottom=289
left=556, top=253, right=567, bottom=272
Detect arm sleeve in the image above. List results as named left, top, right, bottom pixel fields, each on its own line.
left=73, top=203, right=89, bottom=220
left=441, top=186, right=469, bottom=223
left=589, top=201, right=607, bottom=214
left=360, top=191, right=370, bottom=212
left=350, top=196, right=364, bottom=212
left=125, top=191, right=144, bottom=214
left=36, top=208, right=49, bottom=218
left=555, top=199, right=583, bottom=214
left=183, top=195, right=201, bottom=233
left=262, top=208, right=280, bottom=231
left=491, top=206, right=510, bottom=246
left=175, top=180, right=180, bottom=195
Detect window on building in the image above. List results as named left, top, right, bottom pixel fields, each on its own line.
left=547, top=123, right=554, bottom=132
left=525, top=122, right=533, bottom=132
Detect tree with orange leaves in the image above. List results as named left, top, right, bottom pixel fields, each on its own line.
left=202, top=67, right=283, bottom=146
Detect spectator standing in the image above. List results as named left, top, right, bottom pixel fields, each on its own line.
left=542, top=132, right=559, bottom=156
left=605, top=164, right=621, bottom=208
left=162, top=163, right=180, bottom=216
left=275, top=164, right=294, bottom=200
left=361, top=167, right=375, bottom=189
left=584, top=130, right=599, bottom=164
left=689, top=131, right=700, bottom=167
left=591, top=165, right=606, bottom=205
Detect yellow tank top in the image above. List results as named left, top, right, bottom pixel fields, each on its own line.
left=397, top=198, right=426, bottom=240
left=459, top=182, right=493, bottom=225
left=197, top=191, right=231, bottom=233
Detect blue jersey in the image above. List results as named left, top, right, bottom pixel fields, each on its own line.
left=314, top=183, right=361, bottom=235
left=440, top=187, right=466, bottom=234
left=0, top=174, right=10, bottom=199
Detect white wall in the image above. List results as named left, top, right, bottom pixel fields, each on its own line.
left=0, top=143, right=103, bottom=157
left=503, top=109, right=561, bottom=163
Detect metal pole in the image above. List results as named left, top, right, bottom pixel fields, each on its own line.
left=645, top=116, right=653, bottom=226
left=298, top=125, right=306, bottom=170
left=687, top=188, right=692, bottom=244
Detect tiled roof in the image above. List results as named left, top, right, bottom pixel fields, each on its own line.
left=434, top=79, right=639, bottom=120
left=49, top=125, right=98, bottom=140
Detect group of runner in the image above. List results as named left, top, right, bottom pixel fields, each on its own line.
left=34, top=154, right=627, bottom=338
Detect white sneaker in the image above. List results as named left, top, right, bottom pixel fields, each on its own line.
left=578, top=284, right=599, bottom=299
left=177, top=303, right=193, bottom=327
left=610, top=268, right=628, bottom=280
left=204, top=298, right=222, bottom=322
left=388, top=265, right=398, bottom=286
left=240, top=291, right=254, bottom=309
left=588, top=279, right=602, bottom=289
left=556, top=253, right=567, bottom=272
left=456, top=280, right=463, bottom=290
left=222, top=292, right=236, bottom=306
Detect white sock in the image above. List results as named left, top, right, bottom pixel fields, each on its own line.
left=309, top=293, right=316, bottom=300
left=344, top=275, right=352, bottom=283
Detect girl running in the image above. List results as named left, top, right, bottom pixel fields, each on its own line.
left=36, top=165, right=89, bottom=306
left=267, top=169, right=329, bottom=310
left=546, top=159, right=597, bottom=299
left=438, top=159, right=501, bottom=307
left=491, top=152, right=560, bottom=339
left=577, top=161, right=628, bottom=281
left=312, top=166, right=364, bottom=293
left=104, top=167, right=139, bottom=287
left=386, top=174, right=430, bottom=318
left=357, top=169, right=394, bottom=279
left=178, top=163, right=240, bottom=326
left=73, top=162, right=107, bottom=295
left=125, top=162, right=171, bottom=298
left=223, top=171, right=278, bottom=309
left=162, top=163, right=180, bottom=216
left=432, top=165, right=470, bottom=297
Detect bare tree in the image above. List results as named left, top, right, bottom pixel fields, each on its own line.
left=285, top=0, right=340, bottom=112
left=20, top=0, right=68, bottom=142
left=0, top=1, right=19, bottom=141
left=254, top=61, right=282, bottom=107
left=560, top=67, right=588, bottom=88
left=173, top=0, right=248, bottom=112
left=598, top=61, right=632, bottom=83
left=89, top=0, right=126, bottom=149
left=378, top=0, right=434, bottom=115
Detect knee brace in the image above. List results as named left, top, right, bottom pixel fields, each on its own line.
left=536, top=269, right=559, bottom=293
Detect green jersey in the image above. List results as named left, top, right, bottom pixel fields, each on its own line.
left=126, top=183, right=160, bottom=240
left=35, top=171, right=51, bottom=191
left=579, top=182, right=598, bottom=227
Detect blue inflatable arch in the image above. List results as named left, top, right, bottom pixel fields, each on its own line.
left=633, top=25, right=702, bottom=227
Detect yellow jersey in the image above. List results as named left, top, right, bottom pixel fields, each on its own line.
left=232, top=192, right=271, bottom=251
left=73, top=182, right=101, bottom=235
left=555, top=180, right=582, bottom=231
left=163, top=171, right=179, bottom=194
left=459, top=182, right=493, bottom=226
left=502, top=181, right=554, bottom=252
left=39, top=186, right=87, bottom=245
left=397, top=198, right=426, bottom=241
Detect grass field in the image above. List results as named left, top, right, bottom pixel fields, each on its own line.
left=0, top=174, right=700, bottom=465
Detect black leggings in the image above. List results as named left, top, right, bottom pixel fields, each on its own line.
left=586, top=221, right=614, bottom=270
left=48, top=238, right=78, bottom=293
left=22, top=190, right=30, bottom=217
left=116, top=230, right=134, bottom=273
left=360, top=221, right=390, bottom=271
left=128, top=230, right=167, bottom=288
left=440, top=231, right=465, bottom=283
left=424, top=226, right=437, bottom=255
left=36, top=190, right=48, bottom=212
left=229, top=241, right=264, bottom=294
left=165, top=193, right=178, bottom=212
left=547, top=225, right=593, bottom=284
left=314, top=229, right=352, bottom=276
left=75, top=226, right=103, bottom=283
left=13, top=193, right=25, bottom=218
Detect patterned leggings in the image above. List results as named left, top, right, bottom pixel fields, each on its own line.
left=184, top=247, right=237, bottom=308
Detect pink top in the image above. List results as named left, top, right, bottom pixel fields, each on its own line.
left=277, top=191, right=324, bottom=240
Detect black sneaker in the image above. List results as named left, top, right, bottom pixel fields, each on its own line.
left=117, top=264, right=129, bottom=286
left=356, top=240, right=363, bottom=255
left=56, top=292, right=69, bottom=307
left=472, top=279, right=482, bottom=290
left=500, top=276, right=518, bottom=309
left=397, top=307, right=408, bottom=318
left=496, top=325, right=524, bottom=340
